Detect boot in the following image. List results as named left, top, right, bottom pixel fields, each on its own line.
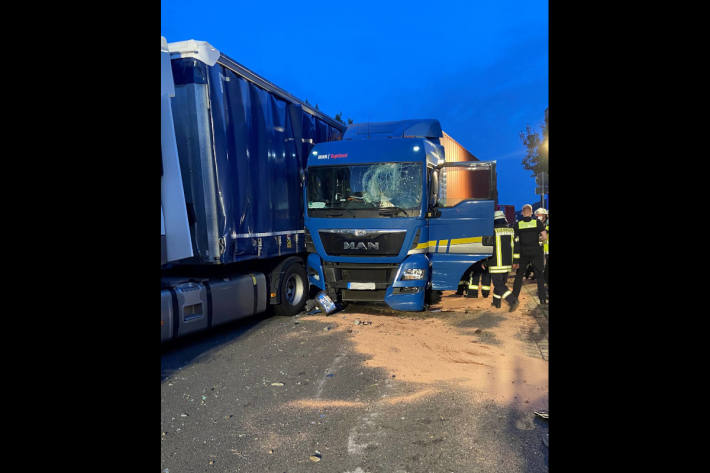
left=506, top=296, right=519, bottom=312
left=492, top=298, right=501, bottom=308
left=465, top=290, right=478, bottom=298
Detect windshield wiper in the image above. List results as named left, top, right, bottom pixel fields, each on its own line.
left=378, top=206, right=409, bottom=217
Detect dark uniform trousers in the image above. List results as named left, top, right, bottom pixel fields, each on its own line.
left=513, top=251, right=546, bottom=302
left=544, top=254, right=549, bottom=290
left=490, top=273, right=512, bottom=308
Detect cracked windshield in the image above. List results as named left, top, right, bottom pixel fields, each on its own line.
left=307, top=162, right=422, bottom=217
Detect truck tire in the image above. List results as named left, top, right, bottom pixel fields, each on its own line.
left=272, top=262, right=307, bottom=316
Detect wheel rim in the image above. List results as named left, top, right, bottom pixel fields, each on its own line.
left=284, top=273, right=305, bottom=305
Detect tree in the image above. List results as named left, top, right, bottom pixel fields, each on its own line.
left=519, top=108, right=549, bottom=178
left=334, top=113, right=354, bottom=126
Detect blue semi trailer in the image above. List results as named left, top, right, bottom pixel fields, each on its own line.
left=303, top=119, right=498, bottom=311
left=161, top=37, right=345, bottom=342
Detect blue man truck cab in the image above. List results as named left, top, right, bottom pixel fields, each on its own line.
left=304, top=119, right=498, bottom=311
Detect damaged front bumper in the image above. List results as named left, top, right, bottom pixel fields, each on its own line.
left=306, top=253, right=429, bottom=311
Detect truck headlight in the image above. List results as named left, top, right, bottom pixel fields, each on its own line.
left=402, top=268, right=424, bottom=280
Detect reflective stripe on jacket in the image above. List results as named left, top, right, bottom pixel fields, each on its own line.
left=483, top=223, right=514, bottom=273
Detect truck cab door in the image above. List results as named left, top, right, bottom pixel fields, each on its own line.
left=427, top=161, right=497, bottom=289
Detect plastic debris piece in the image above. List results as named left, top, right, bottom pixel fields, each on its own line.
left=326, top=373, right=334, bottom=378
left=309, top=455, right=321, bottom=462
left=534, top=410, right=549, bottom=419
left=315, top=291, right=337, bottom=315
left=271, top=382, right=285, bottom=387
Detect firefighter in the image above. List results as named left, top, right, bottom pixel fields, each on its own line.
left=535, top=208, right=549, bottom=294
left=466, top=260, right=491, bottom=298
left=483, top=210, right=517, bottom=309
left=511, top=204, right=548, bottom=307
left=456, top=278, right=466, bottom=296
left=456, top=269, right=470, bottom=296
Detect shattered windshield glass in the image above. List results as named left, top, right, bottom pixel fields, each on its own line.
left=307, top=162, right=422, bottom=217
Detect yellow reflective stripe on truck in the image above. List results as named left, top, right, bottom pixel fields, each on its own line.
left=414, top=236, right=487, bottom=252
left=449, top=236, right=482, bottom=245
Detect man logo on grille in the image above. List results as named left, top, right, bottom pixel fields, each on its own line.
left=344, top=241, right=379, bottom=250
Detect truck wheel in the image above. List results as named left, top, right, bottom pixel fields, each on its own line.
left=273, top=262, right=307, bottom=316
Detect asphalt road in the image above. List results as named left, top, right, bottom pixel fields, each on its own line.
left=161, top=293, right=548, bottom=473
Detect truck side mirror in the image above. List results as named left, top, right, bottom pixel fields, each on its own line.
left=429, top=170, right=439, bottom=208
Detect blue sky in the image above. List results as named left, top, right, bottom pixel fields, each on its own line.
left=161, top=0, right=548, bottom=210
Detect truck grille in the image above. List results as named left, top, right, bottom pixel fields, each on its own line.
left=318, top=230, right=405, bottom=256
left=341, top=289, right=387, bottom=302
left=322, top=262, right=399, bottom=291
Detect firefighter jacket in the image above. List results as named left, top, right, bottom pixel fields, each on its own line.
left=482, top=219, right=514, bottom=273
left=542, top=221, right=549, bottom=255
left=513, top=216, right=546, bottom=261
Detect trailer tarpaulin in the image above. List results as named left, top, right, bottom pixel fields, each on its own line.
left=170, top=57, right=343, bottom=264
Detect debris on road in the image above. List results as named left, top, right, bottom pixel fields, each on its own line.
left=354, top=320, right=372, bottom=326
left=315, top=291, right=337, bottom=315
left=270, top=382, right=285, bottom=386
left=309, top=450, right=322, bottom=462
left=534, top=410, right=549, bottom=420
